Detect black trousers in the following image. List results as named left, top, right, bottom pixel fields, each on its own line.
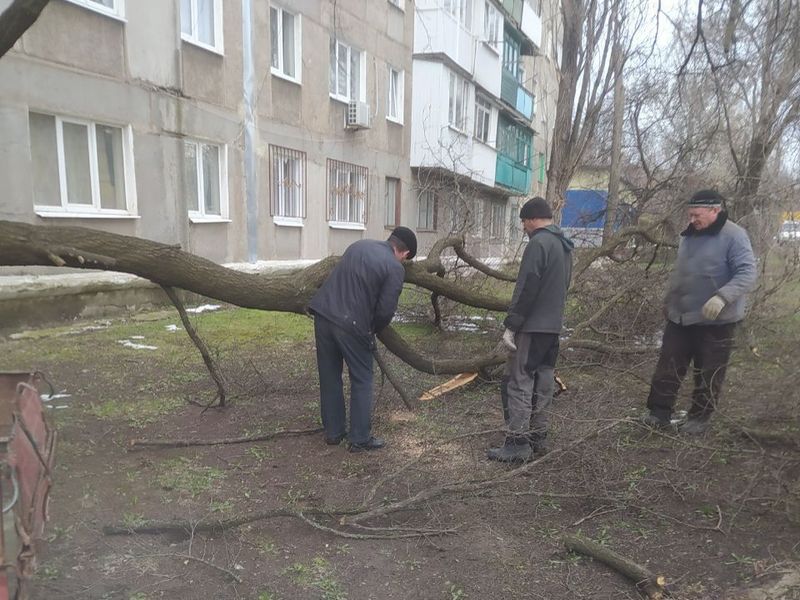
left=646, top=320, right=737, bottom=420
left=314, top=316, right=374, bottom=444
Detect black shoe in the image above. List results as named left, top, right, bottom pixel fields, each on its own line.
left=530, top=436, right=551, bottom=456
left=680, top=418, right=711, bottom=435
left=325, top=433, right=346, bottom=445
left=487, top=436, right=532, bottom=463
left=641, top=412, right=672, bottom=429
left=348, top=437, right=386, bottom=452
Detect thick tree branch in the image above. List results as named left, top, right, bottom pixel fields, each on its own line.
left=0, top=0, right=50, bottom=59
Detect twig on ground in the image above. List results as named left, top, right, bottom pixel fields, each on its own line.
left=128, top=427, right=323, bottom=449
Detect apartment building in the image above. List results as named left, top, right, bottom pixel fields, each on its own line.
left=0, top=0, right=413, bottom=266
left=409, top=0, right=555, bottom=257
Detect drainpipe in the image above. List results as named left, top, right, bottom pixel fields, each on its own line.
left=242, top=0, right=258, bottom=262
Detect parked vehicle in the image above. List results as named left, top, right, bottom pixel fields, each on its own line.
left=778, top=220, right=800, bottom=243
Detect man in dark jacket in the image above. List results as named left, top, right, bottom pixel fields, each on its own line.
left=488, top=197, right=574, bottom=463
left=642, top=190, right=756, bottom=434
left=308, top=226, right=417, bottom=452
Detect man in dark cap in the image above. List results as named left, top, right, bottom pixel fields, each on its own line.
left=308, top=226, right=417, bottom=452
left=642, top=189, right=756, bottom=434
left=488, top=197, right=574, bottom=462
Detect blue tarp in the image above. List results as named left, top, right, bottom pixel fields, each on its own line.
left=563, top=190, right=607, bottom=229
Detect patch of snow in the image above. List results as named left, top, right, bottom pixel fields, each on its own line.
left=165, top=324, right=181, bottom=332
left=117, top=340, right=158, bottom=350
left=130, top=335, right=146, bottom=340
left=41, top=392, right=71, bottom=402
left=186, top=304, right=221, bottom=314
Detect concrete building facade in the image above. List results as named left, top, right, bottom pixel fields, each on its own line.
left=0, top=0, right=414, bottom=267
left=409, top=0, right=552, bottom=258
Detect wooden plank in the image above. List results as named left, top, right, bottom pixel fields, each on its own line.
left=419, top=373, right=478, bottom=402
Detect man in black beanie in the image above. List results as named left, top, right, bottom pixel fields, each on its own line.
left=308, top=226, right=416, bottom=452
left=488, top=197, right=574, bottom=462
left=641, top=189, right=756, bottom=434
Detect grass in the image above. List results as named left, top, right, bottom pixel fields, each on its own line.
left=284, top=556, right=347, bottom=600
left=88, top=394, right=185, bottom=428
left=156, top=456, right=225, bottom=498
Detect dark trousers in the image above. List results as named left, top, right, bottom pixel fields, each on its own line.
left=646, top=320, right=737, bottom=420
left=314, top=316, right=374, bottom=444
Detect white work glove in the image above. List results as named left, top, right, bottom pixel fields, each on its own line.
left=702, top=295, right=726, bottom=320
left=501, top=328, right=517, bottom=352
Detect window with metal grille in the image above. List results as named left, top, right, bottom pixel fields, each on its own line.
left=327, top=159, right=368, bottom=225
left=270, top=145, right=306, bottom=220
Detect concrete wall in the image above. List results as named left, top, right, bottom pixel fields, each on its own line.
left=0, top=0, right=414, bottom=271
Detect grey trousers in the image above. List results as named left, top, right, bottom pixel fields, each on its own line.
left=501, top=332, right=559, bottom=436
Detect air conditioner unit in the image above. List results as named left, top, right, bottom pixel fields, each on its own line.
left=346, top=101, right=371, bottom=130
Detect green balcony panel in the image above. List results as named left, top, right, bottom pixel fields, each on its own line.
left=496, top=153, right=531, bottom=194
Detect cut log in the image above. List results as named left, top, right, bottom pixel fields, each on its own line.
left=419, top=372, right=478, bottom=401
left=563, top=533, right=668, bottom=599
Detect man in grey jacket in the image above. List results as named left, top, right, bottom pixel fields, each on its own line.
left=488, top=197, right=574, bottom=463
left=309, top=226, right=416, bottom=452
left=642, top=189, right=756, bottom=434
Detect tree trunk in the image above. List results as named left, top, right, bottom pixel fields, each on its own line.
left=603, top=15, right=625, bottom=243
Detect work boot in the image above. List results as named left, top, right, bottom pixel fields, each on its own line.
left=640, top=411, right=672, bottom=430
left=680, top=417, right=711, bottom=435
left=487, top=436, right=532, bottom=463
left=325, top=433, right=346, bottom=445
left=348, top=437, right=386, bottom=453
left=528, top=432, right=551, bottom=456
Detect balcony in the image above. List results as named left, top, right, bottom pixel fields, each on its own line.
left=414, top=7, right=476, bottom=74
left=501, top=69, right=534, bottom=121
left=495, top=153, right=531, bottom=194
left=500, top=0, right=523, bottom=25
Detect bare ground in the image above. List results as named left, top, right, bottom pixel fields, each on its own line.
left=0, top=301, right=798, bottom=600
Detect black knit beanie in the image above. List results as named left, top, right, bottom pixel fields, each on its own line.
left=688, top=189, right=724, bottom=207
left=519, top=197, right=553, bottom=219
left=389, top=226, right=417, bottom=259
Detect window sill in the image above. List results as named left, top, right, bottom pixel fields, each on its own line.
left=386, top=116, right=404, bottom=126
left=448, top=124, right=469, bottom=137
left=388, top=0, right=405, bottom=11
left=330, top=94, right=366, bottom=105
left=181, top=36, right=225, bottom=57
left=64, top=0, right=127, bottom=22
left=271, top=69, right=302, bottom=86
left=35, top=209, right=139, bottom=219
left=473, top=136, right=496, bottom=150
left=189, top=215, right=231, bottom=224
left=273, top=216, right=304, bottom=227
left=482, top=40, right=501, bottom=55
left=329, top=222, right=366, bottom=231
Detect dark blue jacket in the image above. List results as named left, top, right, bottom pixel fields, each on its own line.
left=309, top=240, right=405, bottom=339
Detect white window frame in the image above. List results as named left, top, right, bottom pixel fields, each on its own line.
left=329, top=39, right=367, bottom=103
left=474, top=94, right=493, bottom=144
left=327, top=159, right=368, bottom=229
left=270, top=6, right=302, bottom=84
left=388, top=0, right=405, bottom=10
left=64, top=0, right=125, bottom=20
left=448, top=71, right=470, bottom=133
left=444, top=0, right=472, bottom=29
left=387, top=67, right=404, bottom=124
left=181, top=0, right=224, bottom=55
left=483, top=1, right=501, bottom=52
left=185, top=139, right=230, bottom=223
left=270, top=145, right=306, bottom=226
left=31, top=113, right=138, bottom=219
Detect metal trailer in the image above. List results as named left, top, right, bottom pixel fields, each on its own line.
left=0, top=373, right=57, bottom=600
